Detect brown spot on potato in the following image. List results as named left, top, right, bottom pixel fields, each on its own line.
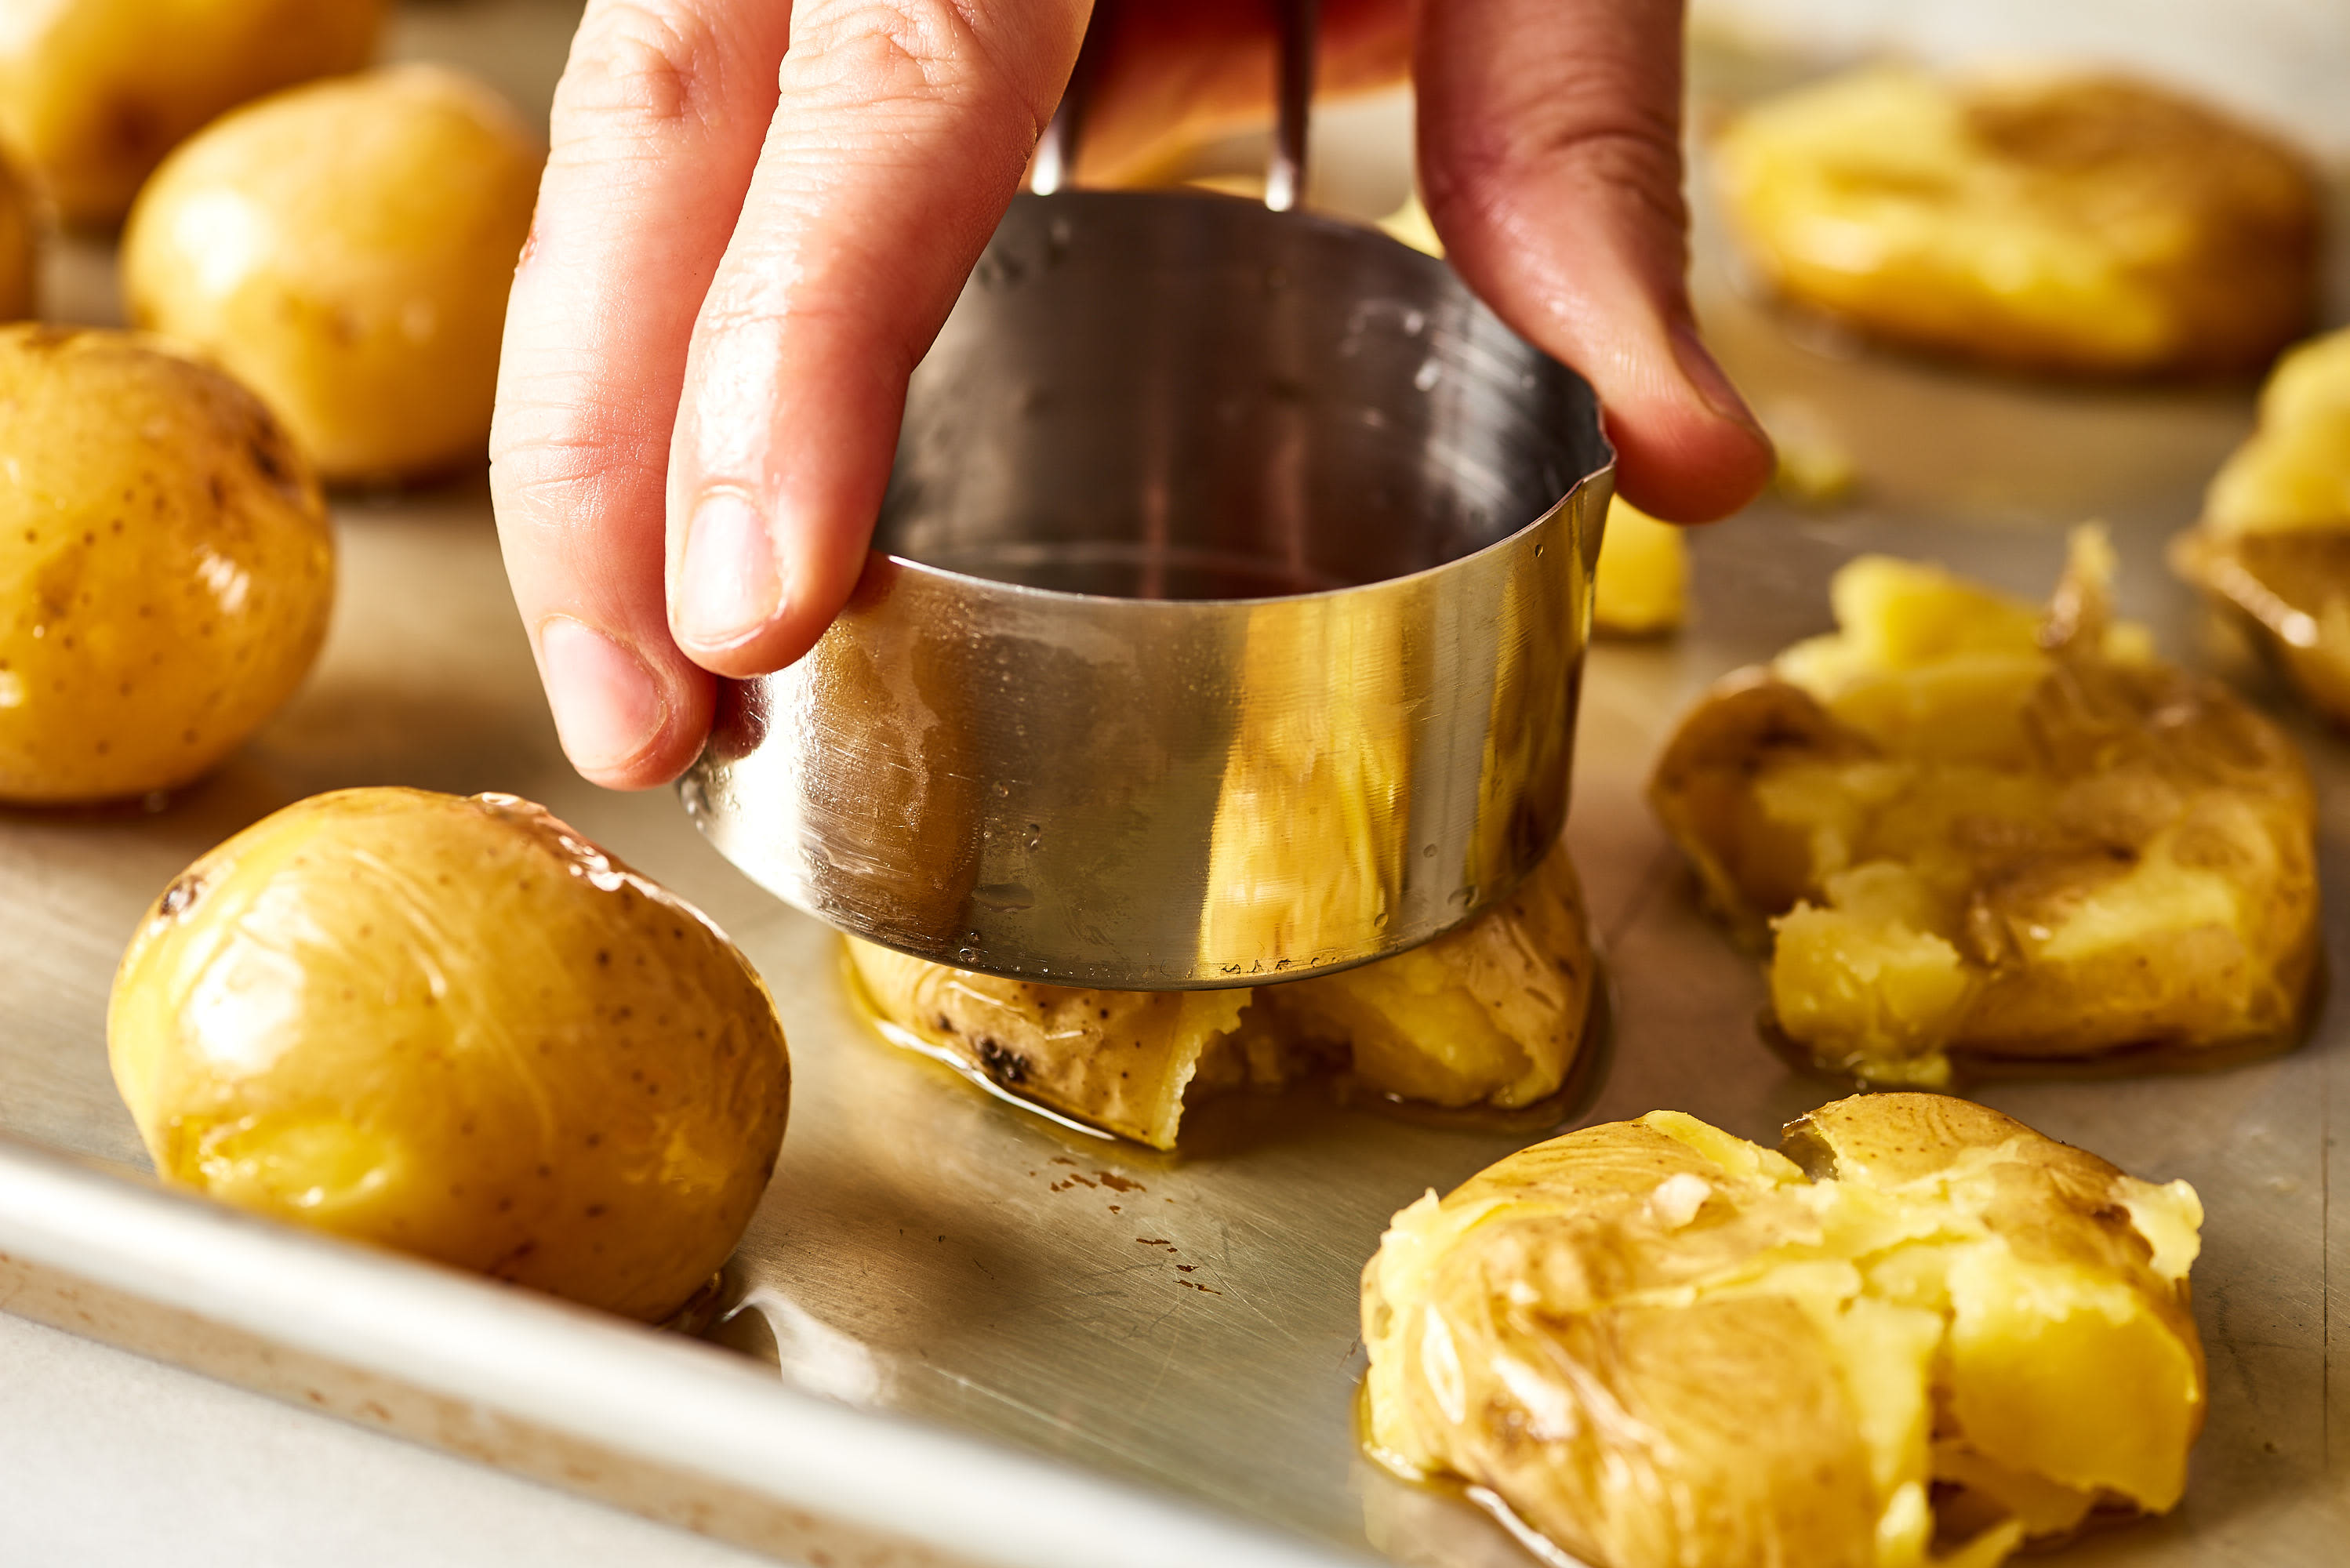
left=158, top=872, right=207, bottom=920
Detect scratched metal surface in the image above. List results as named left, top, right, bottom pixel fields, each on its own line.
left=1, top=2, right=2345, bottom=1564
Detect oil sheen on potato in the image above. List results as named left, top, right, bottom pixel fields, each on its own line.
left=848, top=844, right=1594, bottom=1149
left=1361, top=1094, right=2206, bottom=1568
left=2173, top=326, right=2350, bottom=721
left=1650, top=528, right=2319, bottom=1086
left=108, top=788, right=790, bottom=1322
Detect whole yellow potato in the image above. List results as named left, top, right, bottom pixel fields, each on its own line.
left=0, top=151, right=35, bottom=319
left=122, top=65, right=540, bottom=483
left=1364, top=1094, right=2206, bottom=1568
left=109, top=789, right=791, bottom=1323
left=0, top=325, right=334, bottom=804
left=0, top=0, right=383, bottom=227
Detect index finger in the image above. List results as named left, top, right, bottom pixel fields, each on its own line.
left=663, top=0, right=1091, bottom=675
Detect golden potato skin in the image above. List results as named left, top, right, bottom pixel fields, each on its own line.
left=0, top=325, right=333, bottom=804
left=122, top=65, right=539, bottom=482
left=0, top=0, right=382, bottom=228
left=848, top=844, right=1593, bottom=1149
left=0, top=151, right=35, bottom=319
left=109, top=789, right=790, bottom=1323
left=1715, top=68, right=2319, bottom=378
left=1651, top=533, right=2318, bottom=1085
left=1362, top=1095, right=2206, bottom=1568
left=2174, top=328, right=2350, bottom=722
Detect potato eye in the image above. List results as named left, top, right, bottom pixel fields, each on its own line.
left=158, top=871, right=208, bottom=921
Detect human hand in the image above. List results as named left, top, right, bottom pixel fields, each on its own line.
left=491, top=0, right=1772, bottom=789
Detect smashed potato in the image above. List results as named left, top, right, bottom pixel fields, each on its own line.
left=1714, top=67, right=2319, bottom=377
left=0, top=152, right=34, bottom=320
left=2173, top=327, right=2350, bottom=721
left=0, top=0, right=382, bottom=227
left=1650, top=532, right=2317, bottom=1086
left=848, top=844, right=1593, bottom=1149
left=1362, top=1094, right=2205, bottom=1568
left=122, top=65, right=540, bottom=482
left=0, top=325, right=334, bottom=804
left=109, top=789, right=790, bottom=1322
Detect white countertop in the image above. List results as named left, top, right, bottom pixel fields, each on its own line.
left=0, top=1311, right=775, bottom=1567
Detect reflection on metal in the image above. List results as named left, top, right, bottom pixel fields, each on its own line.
left=684, top=192, right=1611, bottom=989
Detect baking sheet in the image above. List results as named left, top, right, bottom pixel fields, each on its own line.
left=3, top=2, right=2345, bottom=1564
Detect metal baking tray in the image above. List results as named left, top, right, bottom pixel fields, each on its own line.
left=2, top=4, right=2342, bottom=1564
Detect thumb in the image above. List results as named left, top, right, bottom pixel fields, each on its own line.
left=1416, top=0, right=1771, bottom=523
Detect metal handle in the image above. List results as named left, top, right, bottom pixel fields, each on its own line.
left=1263, top=0, right=1318, bottom=212
left=1032, top=0, right=1319, bottom=210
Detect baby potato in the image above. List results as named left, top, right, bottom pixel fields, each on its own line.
left=108, top=789, right=790, bottom=1323
left=122, top=65, right=540, bottom=483
left=1362, top=1094, right=2206, bottom=1568
left=0, top=325, right=333, bottom=804
left=847, top=844, right=1593, bottom=1149
left=1650, top=530, right=2319, bottom=1087
left=0, top=151, right=35, bottom=319
left=2173, top=327, right=2350, bottom=721
left=1714, top=67, right=2319, bottom=378
left=0, top=0, right=383, bottom=228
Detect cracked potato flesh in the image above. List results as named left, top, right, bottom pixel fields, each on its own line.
left=847, top=844, right=1593, bottom=1149
left=1650, top=532, right=2317, bottom=1085
left=1360, top=1093, right=2204, bottom=1568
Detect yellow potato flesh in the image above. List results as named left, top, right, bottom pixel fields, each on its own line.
left=1361, top=1094, right=2205, bottom=1568
left=1651, top=532, right=2317, bottom=1085
left=109, top=788, right=790, bottom=1322
left=122, top=64, right=539, bottom=482
left=848, top=846, right=1593, bottom=1149
left=1713, top=68, right=2318, bottom=377
left=0, top=0, right=382, bottom=227
left=0, top=325, right=333, bottom=804
left=1592, top=497, right=1688, bottom=636
left=2174, top=328, right=2350, bottom=724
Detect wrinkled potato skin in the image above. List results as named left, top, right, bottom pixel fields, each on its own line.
left=0, top=152, right=35, bottom=319
left=0, top=325, right=333, bottom=803
left=0, top=0, right=382, bottom=227
left=1651, top=537, right=2319, bottom=1083
left=1362, top=1095, right=2206, bottom=1568
left=849, top=844, right=1593, bottom=1149
left=1716, top=69, right=2319, bottom=378
left=108, top=789, right=790, bottom=1323
left=2174, top=327, right=2350, bottom=724
left=122, top=65, right=539, bottom=482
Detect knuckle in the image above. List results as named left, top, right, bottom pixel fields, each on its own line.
left=783, top=0, right=1058, bottom=136
left=557, top=0, right=728, bottom=136
left=490, top=409, right=665, bottom=527
left=1433, top=108, right=1686, bottom=241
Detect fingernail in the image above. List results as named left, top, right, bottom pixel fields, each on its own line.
left=674, top=490, right=782, bottom=650
left=538, top=617, right=666, bottom=772
left=1670, top=321, right=1766, bottom=437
